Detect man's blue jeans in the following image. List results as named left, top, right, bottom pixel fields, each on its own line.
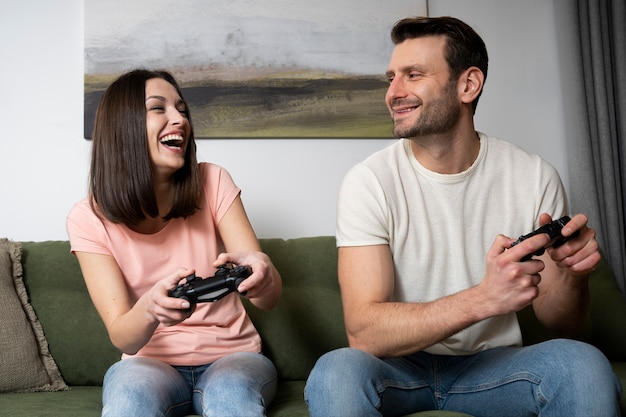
left=305, top=339, right=622, bottom=417
left=102, top=351, right=277, bottom=417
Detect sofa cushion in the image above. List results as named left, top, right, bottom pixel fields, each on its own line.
left=20, top=241, right=121, bottom=386
left=250, top=237, right=348, bottom=381
left=0, top=239, right=67, bottom=393
left=0, top=386, right=103, bottom=416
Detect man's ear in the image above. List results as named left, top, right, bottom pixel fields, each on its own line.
left=458, top=66, right=484, bottom=105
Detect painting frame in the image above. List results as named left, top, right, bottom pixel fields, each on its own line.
left=84, top=1, right=428, bottom=139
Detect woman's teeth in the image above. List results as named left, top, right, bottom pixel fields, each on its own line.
left=160, top=134, right=183, bottom=148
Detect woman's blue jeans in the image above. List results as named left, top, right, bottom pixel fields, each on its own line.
left=305, top=339, right=622, bottom=417
left=102, top=351, right=277, bottom=417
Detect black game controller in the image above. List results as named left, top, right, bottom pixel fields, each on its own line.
left=168, top=263, right=252, bottom=305
left=511, top=216, right=580, bottom=261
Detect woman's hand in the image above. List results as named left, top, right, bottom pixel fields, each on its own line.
left=76, top=251, right=201, bottom=354
left=141, top=268, right=196, bottom=327
left=213, top=251, right=281, bottom=310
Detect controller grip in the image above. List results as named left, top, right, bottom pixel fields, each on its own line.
left=512, top=216, right=580, bottom=261
left=234, top=277, right=247, bottom=296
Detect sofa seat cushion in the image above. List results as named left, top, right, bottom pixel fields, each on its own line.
left=0, top=383, right=476, bottom=417
left=0, top=386, right=103, bottom=417
left=268, top=381, right=308, bottom=416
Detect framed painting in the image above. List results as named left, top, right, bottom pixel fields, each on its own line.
left=84, top=0, right=428, bottom=138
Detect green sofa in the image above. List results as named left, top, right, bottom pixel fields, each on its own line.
left=0, top=237, right=624, bottom=417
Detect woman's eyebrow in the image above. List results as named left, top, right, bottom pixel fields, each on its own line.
left=145, top=95, right=166, bottom=102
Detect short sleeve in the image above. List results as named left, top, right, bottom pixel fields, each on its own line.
left=336, top=164, right=390, bottom=247
left=200, top=162, right=241, bottom=225
left=66, top=199, right=112, bottom=256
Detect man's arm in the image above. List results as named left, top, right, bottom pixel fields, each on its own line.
left=338, top=234, right=550, bottom=358
left=531, top=214, right=600, bottom=336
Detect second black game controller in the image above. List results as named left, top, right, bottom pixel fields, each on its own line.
left=511, top=216, right=580, bottom=261
left=168, top=263, right=252, bottom=305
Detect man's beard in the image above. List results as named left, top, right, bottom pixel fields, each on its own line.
left=392, top=82, right=461, bottom=139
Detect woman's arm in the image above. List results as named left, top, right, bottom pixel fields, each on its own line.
left=75, top=251, right=194, bottom=354
left=215, top=195, right=282, bottom=310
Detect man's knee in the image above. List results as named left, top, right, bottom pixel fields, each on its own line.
left=543, top=339, right=614, bottom=381
left=535, top=339, right=621, bottom=414
left=307, top=347, right=376, bottom=389
left=305, top=347, right=381, bottom=410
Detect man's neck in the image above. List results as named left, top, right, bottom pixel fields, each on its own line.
left=409, top=128, right=480, bottom=174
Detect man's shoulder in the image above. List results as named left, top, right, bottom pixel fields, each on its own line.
left=481, top=133, right=535, bottom=157
left=479, top=133, right=560, bottom=187
left=342, top=140, right=407, bottom=184
left=481, top=133, right=546, bottom=164
left=358, top=139, right=407, bottom=169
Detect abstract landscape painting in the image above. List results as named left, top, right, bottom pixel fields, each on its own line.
left=84, top=0, right=428, bottom=138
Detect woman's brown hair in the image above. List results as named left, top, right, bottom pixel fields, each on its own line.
left=89, top=69, right=202, bottom=227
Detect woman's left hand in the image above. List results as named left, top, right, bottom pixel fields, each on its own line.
left=212, top=251, right=282, bottom=310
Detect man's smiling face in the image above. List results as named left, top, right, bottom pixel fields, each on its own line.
left=385, top=36, right=461, bottom=139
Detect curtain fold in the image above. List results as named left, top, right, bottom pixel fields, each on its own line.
left=574, top=0, right=626, bottom=295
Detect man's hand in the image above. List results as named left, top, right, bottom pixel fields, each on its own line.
left=540, top=213, right=601, bottom=275
left=479, top=233, right=550, bottom=316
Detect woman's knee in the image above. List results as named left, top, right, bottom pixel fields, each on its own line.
left=104, top=357, right=181, bottom=388
left=201, top=352, right=276, bottom=387
left=103, top=358, right=190, bottom=417
left=196, top=352, right=277, bottom=415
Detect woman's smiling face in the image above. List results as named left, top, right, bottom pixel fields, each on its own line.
left=144, top=77, right=190, bottom=178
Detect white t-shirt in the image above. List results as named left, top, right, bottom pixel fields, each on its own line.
left=337, top=132, right=568, bottom=355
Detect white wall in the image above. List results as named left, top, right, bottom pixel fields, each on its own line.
left=0, top=0, right=574, bottom=242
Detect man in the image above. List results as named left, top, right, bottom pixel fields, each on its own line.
left=305, top=16, right=621, bottom=417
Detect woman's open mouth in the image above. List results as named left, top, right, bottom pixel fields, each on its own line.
left=159, top=134, right=184, bottom=149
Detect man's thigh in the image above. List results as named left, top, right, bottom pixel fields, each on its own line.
left=440, top=339, right=620, bottom=417
left=307, top=347, right=437, bottom=417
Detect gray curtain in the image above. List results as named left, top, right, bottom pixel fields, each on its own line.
left=570, top=0, right=626, bottom=295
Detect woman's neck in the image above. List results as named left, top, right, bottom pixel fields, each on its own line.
left=129, top=216, right=170, bottom=234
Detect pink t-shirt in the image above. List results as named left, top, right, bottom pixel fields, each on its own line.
left=66, top=162, right=261, bottom=366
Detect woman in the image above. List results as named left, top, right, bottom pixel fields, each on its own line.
left=67, top=69, right=282, bottom=417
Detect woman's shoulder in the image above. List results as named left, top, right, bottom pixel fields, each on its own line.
left=198, top=162, right=236, bottom=184
left=199, top=161, right=227, bottom=171
left=67, top=196, right=96, bottom=221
